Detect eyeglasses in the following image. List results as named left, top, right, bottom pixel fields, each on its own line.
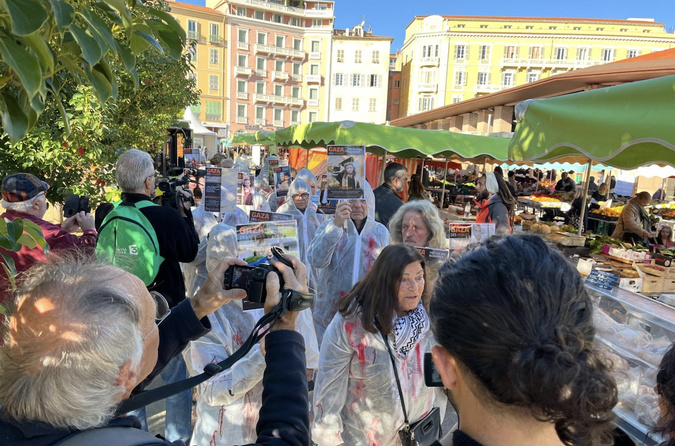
left=293, top=193, right=309, bottom=200
left=143, top=291, right=171, bottom=341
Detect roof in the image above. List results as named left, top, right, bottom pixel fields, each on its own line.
left=390, top=56, right=675, bottom=128
left=169, top=1, right=223, bottom=15
left=412, top=15, right=665, bottom=26
left=610, top=47, right=675, bottom=63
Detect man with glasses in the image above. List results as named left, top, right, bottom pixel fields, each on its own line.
left=0, top=173, right=97, bottom=303
left=373, top=162, right=408, bottom=228
left=0, top=255, right=312, bottom=446
left=107, top=148, right=199, bottom=442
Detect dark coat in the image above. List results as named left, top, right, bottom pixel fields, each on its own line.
left=373, top=183, right=403, bottom=228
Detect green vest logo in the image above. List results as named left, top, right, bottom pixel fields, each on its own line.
left=129, top=244, right=138, bottom=255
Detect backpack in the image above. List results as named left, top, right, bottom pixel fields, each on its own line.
left=55, top=426, right=169, bottom=445
left=96, top=201, right=164, bottom=286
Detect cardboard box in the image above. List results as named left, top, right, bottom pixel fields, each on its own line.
left=619, top=277, right=643, bottom=292
left=644, top=261, right=675, bottom=278
left=634, top=263, right=665, bottom=294
left=664, top=278, right=675, bottom=294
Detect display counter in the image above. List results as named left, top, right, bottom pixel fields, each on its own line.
left=587, top=284, right=673, bottom=445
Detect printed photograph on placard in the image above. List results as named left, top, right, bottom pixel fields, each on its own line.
left=326, top=145, right=365, bottom=199
left=274, top=165, right=292, bottom=198
left=470, top=223, right=495, bottom=243
left=415, top=246, right=450, bottom=285
left=237, top=172, right=255, bottom=206
left=447, top=223, right=495, bottom=251
left=268, top=158, right=279, bottom=186
left=249, top=210, right=294, bottom=222
left=183, top=149, right=200, bottom=168
left=236, top=221, right=299, bottom=264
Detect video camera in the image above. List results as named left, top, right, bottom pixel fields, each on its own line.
left=223, top=247, right=313, bottom=312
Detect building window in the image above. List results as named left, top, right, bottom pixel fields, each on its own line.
left=290, top=17, right=300, bottom=26
left=527, top=72, right=539, bottom=83
left=369, top=98, right=376, bottom=112
left=627, top=49, right=639, bottom=58
left=620, top=28, right=628, bottom=32
left=255, top=10, right=264, bottom=20
left=422, top=44, right=439, bottom=58
left=310, top=64, right=320, bottom=75
left=355, top=50, right=362, bottom=63
left=206, top=101, right=221, bottom=120
left=526, top=25, right=533, bottom=29
left=454, top=44, right=466, bottom=60
left=549, top=26, right=557, bottom=30
left=477, top=72, right=489, bottom=86
left=643, top=30, right=651, bottom=33
left=335, top=97, right=342, bottom=110
left=256, top=82, right=265, bottom=94
left=452, top=95, right=462, bottom=103
left=312, top=19, right=322, bottom=27
left=256, top=106, right=264, bottom=121
left=334, top=73, right=344, bottom=86
left=238, top=29, right=247, bottom=43
left=187, top=44, right=197, bottom=62
left=369, top=74, right=380, bottom=87
left=352, top=98, right=359, bottom=111
left=291, top=86, right=300, bottom=98
left=237, top=7, right=246, bottom=16
left=292, top=63, right=301, bottom=75
left=257, top=32, right=266, bottom=44
left=454, top=70, right=466, bottom=87
left=394, top=80, right=400, bottom=88
left=308, top=111, right=318, bottom=122
left=209, top=49, right=219, bottom=65
left=504, top=25, right=512, bottom=29
left=291, top=110, right=299, bottom=124
left=529, top=46, right=542, bottom=59
left=293, top=38, right=302, bottom=50
left=237, top=79, right=246, bottom=93
left=187, top=20, right=198, bottom=39
left=256, top=57, right=266, bottom=71
left=274, top=84, right=283, bottom=96
left=478, top=45, right=490, bottom=61
left=309, top=88, right=318, bottom=100
left=457, top=24, right=465, bottom=28
left=372, top=50, right=380, bottom=63
left=576, top=47, right=589, bottom=61
left=276, top=35, right=284, bottom=47
left=554, top=47, right=567, bottom=60
left=273, top=14, right=282, bottom=23
left=602, top=48, right=614, bottom=62
left=573, top=26, right=582, bottom=30
left=420, top=69, right=435, bottom=84
left=190, top=102, right=200, bottom=114
left=237, top=104, right=246, bottom=117
left=209, top=75, right=219, bottom=91
left=352, top=74, right=362, bottom=87
left=504, top=46, right=518, bottom=59
left=480, top=25, right=488, bottom=29
left=237, top=54, right=247, bottom=67
left=311, top=40, right=320, bottom=53
left=274, top=108, right=283, bottom=122
left=418, top=96, right=434, bottom=112
left=275, top=59, right=284, bottom=71
left=502, top=72, right=514, bottom=87
left=210, top=24, right=220, bottom=42
left=596, top=27, right=604, bottom=31
left=337, top=49, right=344, bottom=63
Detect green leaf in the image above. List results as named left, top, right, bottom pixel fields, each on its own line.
left=1, top=254, right=17, bottom=286
left=21, top=32, right=55, bottom=75
left=0, top=91, right=29, bottom=143
left=6, top=219, right=23, bottom=244
left=148, top=8, right=186, bottom=43
left=148, top=21, right=182, bottom=60
left=69, top=25, right=103, bottom=66
left=84, top=64, right=113, bottom=103
left=22, top=220, right=47, bottom=250
left=16, top=233, right=37, bottom=249
left=93, top=1, right=124, bottom=25
left=5, top=0, right=49, bottom=36
left=79, top=10, right=116, bottom=53
left=114, top=40, right=136, bottom=72
left=49, top=0, right=75, bottom=31
left=0, top=35, right=42, bottom=99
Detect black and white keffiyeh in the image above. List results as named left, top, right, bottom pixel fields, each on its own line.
left=393, top=303, right=430, bottom=357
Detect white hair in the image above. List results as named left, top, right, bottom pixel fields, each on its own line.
left=485, top=172, right=500, bottom=195
left=1, top=194, right=41, bottom=213
left=388, top=200, right=447, bottom=249
left=0, top=258, right=144, bottom=430
left=116, top=149, right=154, bottom=193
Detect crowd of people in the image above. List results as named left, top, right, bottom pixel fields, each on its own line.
left=2, top=151, right=675, bottom=446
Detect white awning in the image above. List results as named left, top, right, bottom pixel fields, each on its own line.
left=182, top=107, right=216, bottom=136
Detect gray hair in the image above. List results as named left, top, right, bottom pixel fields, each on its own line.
left=1, top=194, right=41, bottom=213
left=0, top=257, right=144, bottom=430
left=116, top=149, right=154, bottom=193
left=485, top=172, right=499, bottom=195
left=388, top=200, right=447, bottom=249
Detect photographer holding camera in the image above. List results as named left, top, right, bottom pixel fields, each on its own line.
left=0, top=254, right=310, bottom=446
left=97, top=149, right=199, bottom=441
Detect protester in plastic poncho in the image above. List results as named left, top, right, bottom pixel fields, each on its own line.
left=312, top=244, right=443, bottom=446
left=277, top=178, right=321, bottom=287
left=307, top=181, right=390, bottom=343
left=185, top=222, right=319, bottom=446
left=184, top=205, right=218, bottom=297
left=251, top=192, right=271, bottom=212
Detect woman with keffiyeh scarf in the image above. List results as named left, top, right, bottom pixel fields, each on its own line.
left=312, top=244, right=444, bottom=445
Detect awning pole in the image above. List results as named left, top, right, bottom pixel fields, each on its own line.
left=440, top=159, right=449, bottom=209
left=578, top=159, right=593, bottom=236
left=378, top=154, right=386, bottom=185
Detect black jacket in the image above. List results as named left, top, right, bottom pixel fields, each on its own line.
left=373, top=183, right=403, bottom=228
left=121, top=193, right=199, bottom=308
left=431, top=430, right=483, bottom=446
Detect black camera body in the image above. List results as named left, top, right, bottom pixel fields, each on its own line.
left=63, top=194, right=90, bottom=218
left=157, top=176, right=195, bottom=210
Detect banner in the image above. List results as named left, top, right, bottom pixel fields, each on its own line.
left=326, top=145, right=365, bottom=199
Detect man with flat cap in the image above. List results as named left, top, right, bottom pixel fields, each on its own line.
left=0, top=173, right=97, bottom=301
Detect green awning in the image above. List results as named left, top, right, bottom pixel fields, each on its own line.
left=274, top=121, right=510, bottom=160
left=509, top=75, right=675, bottom=168
left=231, top=130, right=276, bottom=146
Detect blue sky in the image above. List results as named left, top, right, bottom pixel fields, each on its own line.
left=178, top=0, right=675, bottom=51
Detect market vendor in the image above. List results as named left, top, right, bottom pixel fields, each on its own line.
left=591, top=183, right=610, bottom=208
left=554, top=172, right=576, bottom=192
left=611, top=191, right=653, bottom=245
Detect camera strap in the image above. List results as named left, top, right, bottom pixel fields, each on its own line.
left=115, top=307, right=282, bottom=416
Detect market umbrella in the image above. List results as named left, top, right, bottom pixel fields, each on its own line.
left=274, top=120, right=510, bottom=161
left=508, top=75, right=675, bottom=169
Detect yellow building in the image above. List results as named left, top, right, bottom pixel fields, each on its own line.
left=399, top=15, right=675, bottom=117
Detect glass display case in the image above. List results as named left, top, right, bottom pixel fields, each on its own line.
left=588, top=284, right=675, bottom=445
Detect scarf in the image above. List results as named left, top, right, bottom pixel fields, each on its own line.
left=392, top=303, right=430, bottom=356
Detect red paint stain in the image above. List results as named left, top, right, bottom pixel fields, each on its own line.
left=233, top=328, right=244, bottom=347
left=368, top=237, right=375, bottom=249
left=210, top=430, right=217, bottom=446
left=366, top=418, right=381, bottom=446
left=218, top=406, right=226, bottom=437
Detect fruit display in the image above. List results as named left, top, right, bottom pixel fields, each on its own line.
left=529, top=194, right=562, bottom=203
left=663, top=210, right=675, bottom=219
left=591, top=206, right=624, bottom=219
left=522, top=221, right=560, bottom=234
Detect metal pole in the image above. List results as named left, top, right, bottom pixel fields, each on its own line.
left=440, top=159, right=449, bottom=209
left=378, top=154, right=386, bottom=185
left=578, top=159, right=593, bottom=236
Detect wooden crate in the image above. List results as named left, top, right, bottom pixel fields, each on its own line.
left=546, top=232, right=586, bottom=247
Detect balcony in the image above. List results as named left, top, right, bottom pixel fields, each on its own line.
left=255, top=118, right=266, bottom=125
left=287, top=97, right=303, bottom=107
left=210, top=35, right=223, bottom=45
left=474, top=84, right=503, bottom=93
left=255, top=69, right=268, bottom=77
left=273, top=71, right=289, bottom=81
left=273, top=120, right=284, bottom=127
left=236, top=116, right=248, bottom=124
left=419, top=57, right=439, bottom=66
left=309, top=52, right=321, bottom=60
left=237, top=92, right=248, bottom=100
left=237, top=42, right=249, bottom=50
left=305, top=8, right=333, bottom=18
left=255, top=43, right=305, bottom=59
left=205, top=114, right=221, bottom=121
left=306, top=74, right=321, bottom=83
left=254, top=94, right=286, bottom=105
left=308, top=98, right=319, bottom=107
left=501, top=58, right=606, bottom=69
left=188, top=31, right=199, bottom=40
left=227, top=0, right=333, bottom=18
left=291, top=74, right=302, bottom=82
left=417, top=83, right=437, bottom=93
left=235, top=66, right=252, bottom=76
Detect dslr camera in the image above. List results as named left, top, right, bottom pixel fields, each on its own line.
left=223, top=247, right=313, bottom=312
left=63, top=194, right=90, bottom=218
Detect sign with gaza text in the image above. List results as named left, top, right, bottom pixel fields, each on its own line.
left=447, top=223, right=495, bottom=251
left=326, top=145, right=365, bottom=199
left=249, top=210, right=294, bottom=223
left=235, top=220, right=299, bottom=264
left=204, top=167, right=237, bottom=214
